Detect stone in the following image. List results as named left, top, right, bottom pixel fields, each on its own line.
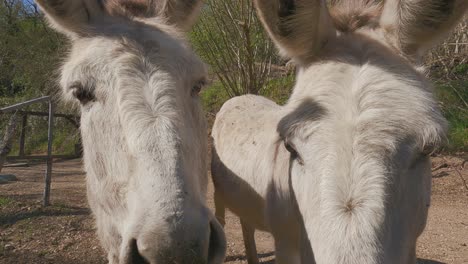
left=4, top=244, right=15, bottom=251
left=0, top=174, right=18, bottom=182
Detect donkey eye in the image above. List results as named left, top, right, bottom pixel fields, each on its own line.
left=284, top=142, right=297, bottom=155
left=70, top=81, right=95, bottom=105
left=421, top=144, right=437, bottom=157
left=284, top=141, right=304, bottom=165
left=191, top=79, right=207, bottom=97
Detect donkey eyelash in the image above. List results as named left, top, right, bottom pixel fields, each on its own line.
left=191, top=78, right=207, bottom=96
left=284, top=141, right=304, bottom=165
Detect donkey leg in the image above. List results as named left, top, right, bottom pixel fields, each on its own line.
left=108, top=251, right=119, bottom=264
left=407, top=244, right=417, bottom=264
left=214, top=189, right=226, bottom=227
left=274, top=240, right=301, bottom=264
left=241, top=220, right=260, bottom=264
left=94, top=214, right=120, bottom=264
left=299, top=223, right=315, bottom=263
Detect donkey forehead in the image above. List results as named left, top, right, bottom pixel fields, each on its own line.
left=67, top=27, right=206, bottom=79
left=287, top=56, right=446, bottom=152
left=71, top=24, right=187, bottom=59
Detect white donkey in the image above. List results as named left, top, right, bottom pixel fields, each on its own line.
left=212, top=0, right=467, bottom=263
left=36, top=0, right=226, bottom=263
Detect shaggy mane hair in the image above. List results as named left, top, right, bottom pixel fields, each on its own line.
left=328, top=0, right=383, bottom=32
left=105, top=0, right=154, bottom=17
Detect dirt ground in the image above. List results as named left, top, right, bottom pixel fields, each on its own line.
left=0, top=154, right=467, bottom=264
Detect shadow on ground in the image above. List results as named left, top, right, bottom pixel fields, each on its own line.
left=0, top=203, right=90, bottom=226
left=1, top=249, right=106, bottom=264
left=225, top=252, right=275, bottom=263
left=224, top=255, right=444, bottom=264
left=417, top=259, right=446, bottom=264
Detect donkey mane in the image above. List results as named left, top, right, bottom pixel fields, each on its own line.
left=106, top=0, right=153, bottom=17
left=106, top=0, right=204, bottom=31
left=329, top=0, right=383, bottom=33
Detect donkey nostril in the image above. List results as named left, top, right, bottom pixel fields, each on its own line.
left=129, top=239, right=149, bottom=264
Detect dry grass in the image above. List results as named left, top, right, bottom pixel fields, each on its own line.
left=427, top=18, right=468, bottom=79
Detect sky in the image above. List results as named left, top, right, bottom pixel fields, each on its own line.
left=21, top=0, right=38, bottom=14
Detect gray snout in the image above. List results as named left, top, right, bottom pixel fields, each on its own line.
left=121, top=214, right=226, bottom=264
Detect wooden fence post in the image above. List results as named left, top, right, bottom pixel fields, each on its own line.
left=0, top=113, right=19, bottom=173
left=43, top=101, right=54, bottom=206
left=19, top=114, right=27, bottom=158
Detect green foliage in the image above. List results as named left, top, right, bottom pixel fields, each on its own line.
left=3, top=115, right=81, bottom=156
left=434, top=81, right=468, bottom=152
left=191, top=0, right=281, bottom=97
left=0, top=1, right=78, bottom=156
left=262, top=75, right=295, bottom=106
left=0, top=1, right=67, bottom=104
left=0, top=197, right=14, bottom=206
left=200, top=82, right=230, bottom=115
left=201, top=75, right=295, bottom=115
left=452, top=63, right=468, bottom=75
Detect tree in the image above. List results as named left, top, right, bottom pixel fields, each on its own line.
left=0, top=0, right=67, bottom=106
left=0, top=1, right=79, bottom=156
left=191, top=0, right=283, bottom=97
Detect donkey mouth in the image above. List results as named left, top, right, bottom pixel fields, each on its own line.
left=128, top=238, right=150, bottom=264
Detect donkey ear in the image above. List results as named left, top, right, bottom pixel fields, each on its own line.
left=36, top=0, right=107, bottom=38
left=381, top=0, right=468, bottom=59
left=158, top=0, right=204, bottom=30
left=253, top=0, right=336, bottom=62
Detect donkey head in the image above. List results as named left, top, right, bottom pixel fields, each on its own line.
left=36, top=0, right=226, bottom=263
left=256, top=0, right=465, bottom=263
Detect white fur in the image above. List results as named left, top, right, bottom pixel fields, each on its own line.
left=212, top=1, right=464, bottom=263
left=36, top=0, right=226, bottom=263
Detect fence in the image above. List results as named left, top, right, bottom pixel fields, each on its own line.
left=0, top=96, right=80, bottom=206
